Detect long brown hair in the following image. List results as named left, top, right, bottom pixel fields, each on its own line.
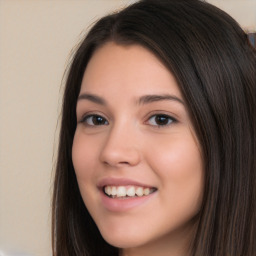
left=52, top=0, right=256, bottom=255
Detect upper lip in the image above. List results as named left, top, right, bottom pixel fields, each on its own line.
left=97, top=177, right=156, bottom=189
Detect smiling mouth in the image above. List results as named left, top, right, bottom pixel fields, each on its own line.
left=103, top=185, right=157, bottom=198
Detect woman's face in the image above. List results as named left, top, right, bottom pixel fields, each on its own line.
left=72, top=42, right=204, bottom=254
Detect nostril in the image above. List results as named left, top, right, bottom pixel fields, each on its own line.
left=103, top=161, right=130, bottom=168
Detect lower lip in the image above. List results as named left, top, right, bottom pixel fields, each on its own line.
left=100, top=190, right=157, bottom=212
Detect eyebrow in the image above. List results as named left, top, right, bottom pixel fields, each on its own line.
left=77, top=93, right=107, bottom=105
left=77, top=93, right=184, bottom=106
left=137, top=94, right=184, bottom=105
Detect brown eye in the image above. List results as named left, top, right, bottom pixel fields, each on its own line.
left=148, top=114, right=175, bottom=127
left=82, top=115, right=108, bottom=126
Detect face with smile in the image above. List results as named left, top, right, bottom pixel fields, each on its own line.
left=72, top=42, right=204, bottom=256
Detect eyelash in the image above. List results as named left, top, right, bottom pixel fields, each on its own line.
left=147, top=114, right=176, bottom=127
left=80, top=114, right=109, bottom=126
left=79, top=113, right=177, bottom=128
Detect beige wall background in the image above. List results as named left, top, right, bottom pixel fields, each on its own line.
left=0, top=0, right=255, bottom=255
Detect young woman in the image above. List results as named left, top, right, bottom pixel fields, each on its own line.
left=52, top=0, right=256, bottom=255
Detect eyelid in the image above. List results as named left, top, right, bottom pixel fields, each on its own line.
left=77, top=111, right=178, bottom=128
left=144, top=112, right=178, bottom=127
left=78, top=111, right=109, bottom=125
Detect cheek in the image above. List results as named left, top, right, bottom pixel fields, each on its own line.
left=72, top=131, right=97, bottom=184
left=72, top=131, right=100, bottom=208
left=146, top=132, right=204, bottom=207
left=146, top=132, right=202, bottom=171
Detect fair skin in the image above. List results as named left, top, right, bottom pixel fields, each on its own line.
left=72, top=42, right=204, bottom=256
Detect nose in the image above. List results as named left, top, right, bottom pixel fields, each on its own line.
left=99, top=124, right=141, bottom=168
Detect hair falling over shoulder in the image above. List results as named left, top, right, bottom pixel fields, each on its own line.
left=52, top=0, right=256, bottom=255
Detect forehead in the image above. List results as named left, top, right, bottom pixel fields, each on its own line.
left=81, top=42, right=182, bottom=99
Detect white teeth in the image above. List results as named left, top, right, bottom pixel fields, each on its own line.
left=112, top=186, right=117, bottom=196
left=127, top=187, right=136, bottom=197
left=105, top=186, right=111, bottom=195
left=104, top=185, right=155, bottom=198
left=135, top=187, right=144, bottom=197
left=117, top=186, right=126, bottom=197
left=144, top=188, right=150, bottom=196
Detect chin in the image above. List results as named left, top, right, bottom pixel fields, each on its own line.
left=99, top=227, right=148, bottom=249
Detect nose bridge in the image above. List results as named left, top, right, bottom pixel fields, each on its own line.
left=99, top=119, right=140, bottom=167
